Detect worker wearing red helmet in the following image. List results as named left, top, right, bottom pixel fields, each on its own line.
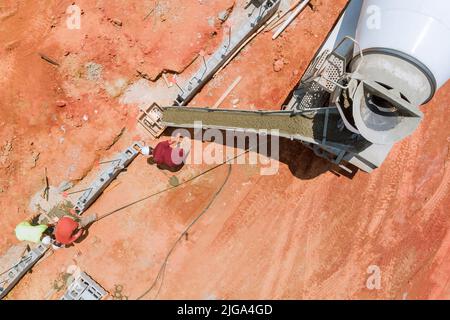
left=54, top=214, right=97, bottom=247
left=54, top=216, right=82, bottom=246
left=140, top=135, right=191, bottom=170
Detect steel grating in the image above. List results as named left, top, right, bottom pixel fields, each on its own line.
left=61, top=272, right=107, bottom=300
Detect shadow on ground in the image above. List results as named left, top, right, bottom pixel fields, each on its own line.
left=159, top=128, right=357, bottom=180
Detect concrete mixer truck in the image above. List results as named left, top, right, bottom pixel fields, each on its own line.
left=144, top=0, right=450, bottom=173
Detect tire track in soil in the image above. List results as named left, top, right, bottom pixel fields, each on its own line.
left=421, top=144, right=450, bottom=219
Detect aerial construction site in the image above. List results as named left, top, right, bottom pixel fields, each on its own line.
left=0, top=0, right=449, bottom=301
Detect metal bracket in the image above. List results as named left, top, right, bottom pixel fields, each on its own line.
left=137, top=103, right=166, bottom=138
left=0, top=244, right=50, bottom=300
left=73, top=142, right=144, bottom=215
left=362, top=80, right=423, bottom=117
left=61, top=272, right=108, bottom=300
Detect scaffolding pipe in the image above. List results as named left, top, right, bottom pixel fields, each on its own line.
left=272, top=0, right=310, bottom=40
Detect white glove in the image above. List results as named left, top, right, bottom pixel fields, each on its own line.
left=41, top=236, right=52, bottom=246
left=140, top=146, right=152, bottom=156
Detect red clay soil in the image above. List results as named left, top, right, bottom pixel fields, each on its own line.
left=1, top=0, right=449, bottom=300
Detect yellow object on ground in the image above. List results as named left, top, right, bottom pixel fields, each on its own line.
left=15, top=221, right=48, bottom=243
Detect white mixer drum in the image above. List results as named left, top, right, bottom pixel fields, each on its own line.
left=354, top=0, right=450, bottom=99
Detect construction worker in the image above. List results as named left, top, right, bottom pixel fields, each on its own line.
left=140, top=135, right=191, bottom=170
left=53, top=213, right=97, bottom=247
left=15, top=219, right=51, bottom=244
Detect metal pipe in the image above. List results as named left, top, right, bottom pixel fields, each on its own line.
left=266, top=0, right=305, bottom=32
left=272, top=0, right=310, bottom=40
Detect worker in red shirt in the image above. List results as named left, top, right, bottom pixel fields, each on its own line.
left=53, top=214, right=97, bottom=247
left=140, top=135, right=191, bottom=170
